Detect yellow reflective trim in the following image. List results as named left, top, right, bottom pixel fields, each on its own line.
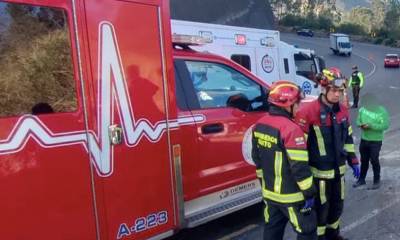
left=341, top=176, right=345, bottom=200
left=262, top=188, right=305, bottom=203
left=348, top=126, right=353, bottom=135
left=298, top=176, right=313, bottom=191
left=264, top=202, right=270, bottom=223
left=319, top=180, right=327, bottom=204
left=313, top=126, right=326, bottom=156
left=253, top=131, right=278, bottom=144
left=274, top=151, right=283, bottom=193
left=256, top=169, right=263, bottom=178
left=327, top=220, right=340, bottom=229
left=339, top=165, right=347, bottom=175
left=311, top=167, right=335, bottom=179
left=287, top=149, right=307, bottom=155
left=344, top=144, right=355, bottom=153
left=287, top=149, right=308, bottom=162
left=288, top=207, right=302, bottom=233
left=317, top=226, right=326, bottom=236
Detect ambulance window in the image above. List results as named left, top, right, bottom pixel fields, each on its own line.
left=231, top=55, right=251, bottom=71
left=0, top=3, right=77, bottom=117
left=184, top=60, right=264, bottom=111
left=284, top=58, right=289, bottom=74
left=294, top=53, right=315, bottom=80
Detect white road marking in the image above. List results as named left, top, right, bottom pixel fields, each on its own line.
left=389, top=86, right=400, bottom=90
left=342, top=197, right=400, bottom=233
left=352, top=52, right=376, bottom=79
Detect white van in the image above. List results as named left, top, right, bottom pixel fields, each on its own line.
left=330, top=33, right=352, bottom=56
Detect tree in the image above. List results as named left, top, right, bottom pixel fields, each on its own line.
left=348, top=7, right=373, bottom=33
left=370, top=0, right=386, bottom=31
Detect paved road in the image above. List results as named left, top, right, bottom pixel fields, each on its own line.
left=168, top=34, right=400, bottom=240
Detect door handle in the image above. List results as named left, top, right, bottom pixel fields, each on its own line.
left=109, top=124, right=123, bottom=145
left=201, top=123, right=224, bottom=134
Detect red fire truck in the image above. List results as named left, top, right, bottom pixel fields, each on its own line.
left=0, top=0, right=270, bottom=239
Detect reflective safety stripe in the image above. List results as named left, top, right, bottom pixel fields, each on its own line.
left=339, top=165, right=347, bottom=175
left=341, top=176, right=345, bottom=200
left=256, top=169, right=263, bottom=178
left=262, top=188, right=305, bottom=203
left=264, top=201, right=270, bottom=223
left=311, top=167, right=335, bottom=179
left=348, top=125, right=353, bottom=135
left=319, top=180, right=327, bottom=204
left=304, top=133, right=308, bottom=141
left=298, top=176, right=313, bottom=191
left=344, top=143, right=355, bottom=153
left=274, top=151, right=283, bottom=193
left=288, top=207, right=302, bottom=233
left=287, top=149, right=308, bottom=162
left=327, top=220, right=340, bottom=229
left=313, top=126, right=326, bottom=156
left=317, top=226, right=326, bottom=236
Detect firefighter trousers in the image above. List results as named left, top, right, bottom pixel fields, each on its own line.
left=314, top=177, right=345, bottom=240
left=263, top=200, right=317, bottom=240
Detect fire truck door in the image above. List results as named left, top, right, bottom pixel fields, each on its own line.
left=82, top=0, right=178, bottom=239
left=0, top=1, right=97, bottom=239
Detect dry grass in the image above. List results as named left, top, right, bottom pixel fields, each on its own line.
left=0, top=17, right=76, bottom=117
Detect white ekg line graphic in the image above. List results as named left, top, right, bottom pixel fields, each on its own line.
left=0, top=22, right=204, bottom=177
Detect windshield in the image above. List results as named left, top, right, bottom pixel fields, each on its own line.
left=339, top=42, right=351, bottom=48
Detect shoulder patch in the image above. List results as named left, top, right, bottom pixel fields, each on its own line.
left=295, top=136, right=305, bottom=145
left=297, top=118, right=307, bottom=127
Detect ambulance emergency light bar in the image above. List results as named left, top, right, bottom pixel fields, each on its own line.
left=199, top=31, right=213, bottom=43
left=172, top=34, right=208, bottom=46
left=173, top=32, right=274, bottom=47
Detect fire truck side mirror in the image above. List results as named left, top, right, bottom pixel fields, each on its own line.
left=109, top=125, right=123, bottom=145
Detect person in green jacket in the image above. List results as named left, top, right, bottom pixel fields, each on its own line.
left=353, top=93, right=390, bottom=189
left=348, top=65, right=365, bottom=108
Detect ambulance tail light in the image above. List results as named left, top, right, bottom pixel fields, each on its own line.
left=235, top=34, right=246, bottom=45
left=172, top=34, right=208, bottom=46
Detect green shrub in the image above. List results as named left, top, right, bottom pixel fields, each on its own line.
left=281, top=14, right=333, bottom=32
left=336, top=23, right=366, bottom=35
left=280, top=14, right=305, bottom=27
left=316, top=16, right=334, bottom=31
left=373, top=37, right=384, bottom=44
left=382, top=38, right=396, bottom=46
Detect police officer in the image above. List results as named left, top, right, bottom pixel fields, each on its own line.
left=252, top=81, right=317, bottom=240
left=296, top=68, right=360, bottom=240
left=348, top=65, right=365, bottom=108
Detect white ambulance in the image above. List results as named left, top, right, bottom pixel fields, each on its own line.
left=171, top=19, right=326, bottom=97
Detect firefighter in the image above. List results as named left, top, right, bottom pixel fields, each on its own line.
left=348, top=65, right=365, bottom=108
left=252, top=81, right=317, bottom=240
left=295, top=68, right=360, bottom=240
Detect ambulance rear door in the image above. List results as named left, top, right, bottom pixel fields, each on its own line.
left=82, top=0, right=180, bottom=239
left=0, top=1, right=97, bottom=239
